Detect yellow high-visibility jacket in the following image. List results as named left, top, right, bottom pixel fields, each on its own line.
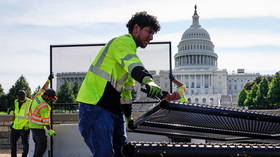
left=12, top=98, right=32, bottom=130
left=77, top=34, right=144, bottom=106
left=29, top=90, right=51, bottom=129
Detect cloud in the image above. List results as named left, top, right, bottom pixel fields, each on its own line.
left=1, top=0, right=280, bottom=26
left=210, top=28, right=280, bottom=48
left=218, top=50, right=280, bottom=74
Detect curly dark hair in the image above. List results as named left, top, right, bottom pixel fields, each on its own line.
left=126, top=11, right=160, bottom=34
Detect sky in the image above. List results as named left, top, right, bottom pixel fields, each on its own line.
left=0, top=0, right=280, bottom=93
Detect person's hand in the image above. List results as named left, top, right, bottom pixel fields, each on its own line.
left=169, top=73, right=175, bottom=81
left=146, top=81, right=162, bottom=99
left=48, top=129, right=56, bottom=136
left=48, top=73, right=54, bottom=80
left=126, top=117, right=136, bottom=130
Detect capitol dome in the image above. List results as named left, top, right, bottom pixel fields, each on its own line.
left=175, top=5, right=218, bottom=70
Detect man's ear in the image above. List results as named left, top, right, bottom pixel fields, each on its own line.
left=132, top=24, right=140, bottom=35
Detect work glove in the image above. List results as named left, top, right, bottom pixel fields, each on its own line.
left=126, top=116, right=136, bottom=130
left=145, top=82, right=162, bottom=99
left=48, top=73, right=54, bottom=80
left=142, top=76, right=162, bottom=99
left=169, top=73, right=175, bottom=81
left=48, top=129, right=56, bottom=136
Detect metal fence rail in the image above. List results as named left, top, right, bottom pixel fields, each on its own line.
left=122, top=141, right=280, bottom=157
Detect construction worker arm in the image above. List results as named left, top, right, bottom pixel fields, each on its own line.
left=169, top=74, right=183, bottom=87
left=113, top=37, right=162, bottom=98
left=41, top=73, right=54, bottom=91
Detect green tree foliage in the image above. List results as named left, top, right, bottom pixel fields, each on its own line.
left=0, top=84, right=7, bottom=112
left=244, top=82, right=255, bottom=91
left=255, top=77, right=269, bottom=108
left=6, top=75, right=31, bottom=112
left=268, top=72, right=280, bottom=108
left=238, top=89, right=247, bottom=107
left=244, top=83, right=258, bottom=109
left=56, top=81, right=75, bottom=103
left=239, top=73, right=280, bottom=109
left=72, top=81, right=79, bottom=100
left=0, top=84, right=4, bottom=96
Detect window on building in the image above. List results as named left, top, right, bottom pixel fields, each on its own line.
left=185, top=82, right=189, bottom=88
left=190, top=75, right=195, bottom=80
left=191, top=82, right=195, bottom=88
left=191, top=90, right=194, bottom=95
left=202, top=98, right=206, bottom=103
left=195, top=98, right=199, bottom=103
left=196, top=82, right=200, bottom=88
left=204, top=82, right=209, bottom=88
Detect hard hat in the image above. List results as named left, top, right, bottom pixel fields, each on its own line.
left=43, top=88, right=57, bottom=100
left=17, top=90, right=26, bottom=101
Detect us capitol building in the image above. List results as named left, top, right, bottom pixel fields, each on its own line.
left=56, top=6, right=260, bottom=107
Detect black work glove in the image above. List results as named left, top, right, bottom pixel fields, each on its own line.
left=48, top=73, right=54, bottom=80
left=169, top=73, right=175, bottom=81
left=127, top=120, right=137, bottom=130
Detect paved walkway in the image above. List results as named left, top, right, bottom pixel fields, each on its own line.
left=0, top=149, right=21, bottom=157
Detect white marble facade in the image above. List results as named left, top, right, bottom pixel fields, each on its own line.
left=158, top=6, right=259, bottom=107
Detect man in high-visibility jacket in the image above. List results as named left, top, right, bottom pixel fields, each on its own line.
left=29, top=75, right=57, bottom=157
left=10, top=90, right=32, bottom=157
left=77, top=11, right=163, bottom=157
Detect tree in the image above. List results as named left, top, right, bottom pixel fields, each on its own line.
left=244, top=83, right=258, bottom=109
left=6, top=75, right=31, bottom=112
left=0, top=84, right=7, bottom=112
left=56, top=81, right=75, bottom=103
left=72, top=81, right=79, bottom=100
left=238, top=89, right=247, bottom=107
left=255, top=77, right=269, bottom=108
left=244, top=82, right=255, bottom=91
left=268, top=72, right=280, bottom=108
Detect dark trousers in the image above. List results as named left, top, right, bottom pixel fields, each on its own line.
left=31, top=129, right=47, bottom=157
left=10, top=128, right=30, bottom=157
left=79, top=103, right=127, bottom=157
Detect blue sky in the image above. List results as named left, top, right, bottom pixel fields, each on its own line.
left=0, top=0, right=280, bottom=93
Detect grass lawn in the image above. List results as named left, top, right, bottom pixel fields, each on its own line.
left=0, top=112, right=7, bottom=115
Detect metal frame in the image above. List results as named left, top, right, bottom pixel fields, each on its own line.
left=50, top=41, right=172, bottom=157
left=122, top=142, right=280, bottom=157
left=132, top=101, right=280, bottom=142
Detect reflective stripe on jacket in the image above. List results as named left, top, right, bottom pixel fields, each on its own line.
left=120, top=76, right=135, bottom=104
left=12, top=98, right=32, bottom=130
left=76, top=34, right=143, bottom=105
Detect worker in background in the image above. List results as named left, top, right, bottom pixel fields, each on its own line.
left=29, top=74, right=57, bottom=157
left=10, top=90, right=32, bottom=157
left=163, top=74, right=188, bottom=103
left=76, top=11, right=163, bottom=157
